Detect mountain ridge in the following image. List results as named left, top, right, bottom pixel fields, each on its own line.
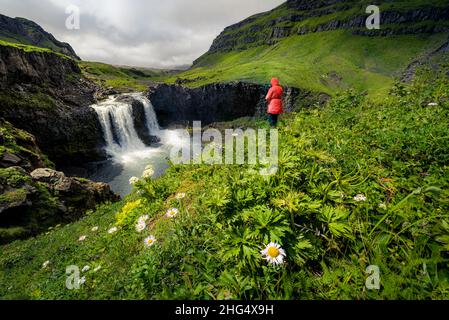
left=0, top=13, right=79, bottom=60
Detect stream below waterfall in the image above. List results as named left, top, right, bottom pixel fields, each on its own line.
left=87, top=93, right=188, bottom=197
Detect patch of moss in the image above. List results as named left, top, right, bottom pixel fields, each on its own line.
left=0, top=120, right=55, bottom=169
left=0, top=90, right=56, bottom=110
left=0, top=188, right=27, bottom=205
left=0, top=168, right=31, bottom=187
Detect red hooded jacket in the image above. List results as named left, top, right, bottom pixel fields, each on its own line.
left=265, top=78, right=283, bottom=115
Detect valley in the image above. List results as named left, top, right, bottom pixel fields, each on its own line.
left=1, top=0, right=449, bottom=300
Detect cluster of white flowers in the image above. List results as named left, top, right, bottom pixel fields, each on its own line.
left=91, top=226, right=99, bottom=232
left=261, top=242, right=286, bottom=266
left=129, top=177, right=139, bottom=185
left=142, top=165, right=155, bottom=179
left=135, top=215, right=149, bottom=233
left=354, top=194, right=367, bottom=202
left=166, top=208, right=179, bottom=219
left=108, top=227, right=118, bottom=234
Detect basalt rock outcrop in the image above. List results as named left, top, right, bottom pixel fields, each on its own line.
left=0, top=44, right=106, bottom=167
left=196, top=0, right=449, bottom=61
left=148, top=82, right=327, bottom=127
left=0, top=166, right=119, bottom=244
left=0, top=120, right=120, bottom=244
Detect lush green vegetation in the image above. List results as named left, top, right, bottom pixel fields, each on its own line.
left=79, top=61, right=180, bottom=92
left=1, top=67, right=448, bottom=299
left=0, top=90, right=56, bottom=111
left=0, top=120, right=54, bottom=168
left=170, top=31, right=448, bottom=97
left=0, top=39, right=71, bottom=59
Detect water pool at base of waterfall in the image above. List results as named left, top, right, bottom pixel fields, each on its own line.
left=86, top=130, right=182, bottom=197
left=87, top=93, right=186, bottom=198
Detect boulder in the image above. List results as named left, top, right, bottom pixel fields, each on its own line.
left=0, top=166, right=120, bottom=244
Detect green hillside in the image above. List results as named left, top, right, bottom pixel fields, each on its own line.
left=0, top=14, right=80, bottom=59
left=1, top=67, right=449, bottom=299
left=79, top=61, right=180, bottom=92
left=171, top=31, right=447, bottom=96
left=169, top=0, right=449, bottom=96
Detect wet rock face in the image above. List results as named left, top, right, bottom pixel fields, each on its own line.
left=0, top=45, right=80, bottom=89
left=114, top=95, right=160, bottom=146
left=0, top=45, right=106, bottom=167
left=148, top=82, right=318, bottom=127
left=148, top=82, right=265, bottom=127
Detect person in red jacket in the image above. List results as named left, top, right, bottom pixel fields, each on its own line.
left=265, top=77, right=283, bottom=127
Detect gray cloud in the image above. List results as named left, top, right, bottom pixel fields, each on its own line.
left=0, top=0, right=285, bottom=68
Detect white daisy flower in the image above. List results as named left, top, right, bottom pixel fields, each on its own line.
left=135, top=221, right=146, bottom=233
left=82, top=265, right=90, bottom=272
left=78, top=276, right=86, bottom=285
left=138, top=215, right=149, bottom=224
left=144, top=235, right=157, bottom=248
left=42, top=260, right=50, bottom=269
left=354, top=194, right=367, bottom=202
left=166, top=208, right=179, bottom=218
left=129, top=177, right=139, bottom=185
left=261, top=242, right=286, bottom=266
left=175, top=193, right=186, bottom=200
left=108, top=227, right=118, bottom=234
left=91, top=226, right=99, bottom=232
left=78, top=235, right=87, bottom=242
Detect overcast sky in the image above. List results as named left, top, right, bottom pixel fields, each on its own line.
left=0, top=0, right=285, bottom=68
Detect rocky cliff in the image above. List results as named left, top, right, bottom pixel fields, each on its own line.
left=195, top=0, right=449, bottom=63
left=0, top=43, right=106, bottom=167
left=0, top=166, right=119, bottom=244
left=0, top=119, right=119, bottom=244
left=148, top=82, right=327, bottom=127
left=0, top=13, right=80, bottom=59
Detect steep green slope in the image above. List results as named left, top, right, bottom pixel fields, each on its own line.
left=170, top=0, right=449, bottom=96
left=173, top=31, right=447, bottom=96
left=1, top=67, right=448, bottom=299
left=0, top=14, right=79, bottom=59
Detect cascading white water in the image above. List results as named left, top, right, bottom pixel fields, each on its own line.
left=92, top=93, right=160, bottom=161
left=89, top=92, right=190, bottom=197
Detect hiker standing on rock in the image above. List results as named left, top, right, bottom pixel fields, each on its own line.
left=265, top=77, right=283, bottom=127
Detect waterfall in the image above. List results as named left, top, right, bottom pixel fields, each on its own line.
left=92, top=93, right=160, bottom=160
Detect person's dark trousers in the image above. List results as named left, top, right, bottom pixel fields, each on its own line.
left=268, top=113, right=279, bottom=127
